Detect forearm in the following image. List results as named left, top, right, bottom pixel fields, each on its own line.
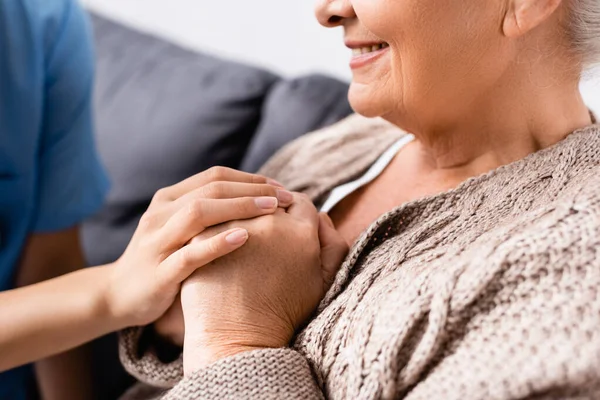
left=35, top=347, right=93, bottom=400
left=0, top=266, right=122, bottom=372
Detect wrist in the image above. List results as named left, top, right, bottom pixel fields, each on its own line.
left=182, top=324, right=292, bottom=375
left=182, top=338, right=274, bottom=376
left=94, top=263, right=130, bottom=331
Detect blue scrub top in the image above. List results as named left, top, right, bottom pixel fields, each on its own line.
left=0, top=0, right=110, bottom=398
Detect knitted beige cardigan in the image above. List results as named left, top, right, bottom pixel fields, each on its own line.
left=120, top=114, right=600, bottom=400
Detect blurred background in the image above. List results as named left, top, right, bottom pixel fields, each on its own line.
left=83, top=0, right=600, bottom=109
left=84, top=0, right=350, bottom=79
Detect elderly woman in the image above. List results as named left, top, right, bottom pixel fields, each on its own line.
left=120, top=0, right=600, bottom=398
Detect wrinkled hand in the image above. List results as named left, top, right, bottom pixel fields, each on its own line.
left=104, top=167, right=292, bottom=328
left=179, top=194, right=349, bottom=374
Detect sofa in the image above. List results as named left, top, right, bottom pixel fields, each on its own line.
left=83, top=12, right=352, bottom=399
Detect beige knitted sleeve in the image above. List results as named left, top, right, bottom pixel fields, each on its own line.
left=119, top=327, right=184, bottom=389
left=119, top=333, right=325, bottom=399
left=162, top=349, right=324, bottom=400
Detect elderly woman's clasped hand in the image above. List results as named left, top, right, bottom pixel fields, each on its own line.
left=177, top=193, right=348, bottom=374
left=106, top=167, right=298, bottom=328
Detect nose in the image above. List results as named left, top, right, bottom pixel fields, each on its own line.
left=315, top=0, right=356, bottom=28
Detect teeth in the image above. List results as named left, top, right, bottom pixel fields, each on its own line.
left=353, top=43, right=388, bottom=56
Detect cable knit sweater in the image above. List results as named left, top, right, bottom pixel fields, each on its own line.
left=120, top=114, right=600, bottom=400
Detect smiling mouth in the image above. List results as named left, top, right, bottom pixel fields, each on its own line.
left=351, top=43, right=389, bottom=56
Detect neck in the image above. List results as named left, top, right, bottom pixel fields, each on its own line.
left=387, top=73, right=592, bottom=187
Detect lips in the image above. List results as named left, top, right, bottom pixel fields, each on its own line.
left=346, top=41, right=390, bottom=70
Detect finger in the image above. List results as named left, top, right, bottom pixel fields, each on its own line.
left=188, top=225, right=227, bottom=244
left=160, top=197, right=278, bottom=248
left=152, top=167, right=270, bottom=203
left=140, top=182, right=292, bottom=234
left=286, top=193, right=319, bottom=226
left=175, top=182, right=294, bottom=208
left=186, top=208, right=287, bottom=245
left=158, top=228, right=249, bottom=286
left=265, top=178, right=285, bottom=188
left=318, top=213, right=348, bottom=289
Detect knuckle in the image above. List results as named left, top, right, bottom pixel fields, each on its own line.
left=251, top=174, right=267, bottom=184
left=206, top=166, right=230, bottom=182
left=186, top=199, right=206, bottom=220
left=178, top=246, right=194, bottom=267
left=205, top=237, right=221, bottom=255
left=208, top=182, right=227, bottom=198
left=139, top=211, right=158, bottom=230
left=189, top=235, right=204, bottom=246
left=263, top=214, right=280, bottom=233
left=300, top=224, right=319, bottom=246
left=201, top=182, right=218, bottom=199
left=246, top=214, right=276, bottom=235
left=260, top=184, right=277, bottom=197
left=300, top=219, right=316, bottom=234
left=153, top=188, right=171, bottom=203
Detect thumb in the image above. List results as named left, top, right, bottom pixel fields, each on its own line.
left=159, top=228, right=249, bottom=287
left=318, top=213, right=348, bottom=289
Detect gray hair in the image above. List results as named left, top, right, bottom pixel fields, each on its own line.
left=569, top=0, right=600, bottom=68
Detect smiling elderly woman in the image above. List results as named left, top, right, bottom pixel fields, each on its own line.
left=120, top=0, right=600, bottom=399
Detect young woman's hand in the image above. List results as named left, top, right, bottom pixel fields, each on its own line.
left=179, top=194, right=349, bottom=373
left=102, top=167, right=293, bottom=329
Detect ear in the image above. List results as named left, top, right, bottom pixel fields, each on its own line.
left=503, top=0, right=563, bottom=38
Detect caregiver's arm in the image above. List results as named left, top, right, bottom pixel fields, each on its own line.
left=0, top=228, right=244, bottom=373
left=15, top=227, right=94, bottom=400
left=3, top=262, right=125, bottom=373
left=28, top=0, right=108, bottom=395
left=0, top=168, right=289, bottom=374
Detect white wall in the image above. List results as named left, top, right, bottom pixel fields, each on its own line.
left=84, top=0, right=351, bottom=80
left=581, top=72, right=600, bottom=114
left=84, top=0, right=599, bottom=112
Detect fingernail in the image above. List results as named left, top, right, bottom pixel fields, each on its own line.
left=266, top=178, right=285, bottom=188
left=276, top=190, right=294, bottom=205
left=226, top=229, right=248, bottom=245
left=255, top=196, right=278, bottom=210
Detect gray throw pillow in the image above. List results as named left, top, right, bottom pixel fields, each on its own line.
left=82, top=14, right=279, bottom=267
left=240, top=74, right=352, bottom=173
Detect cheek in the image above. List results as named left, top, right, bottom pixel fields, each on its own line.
left=348, top=0, right=504, bottom=121
left=348, top=0, right=441, bottom=112
left=400, top=7, right=499, bottom=90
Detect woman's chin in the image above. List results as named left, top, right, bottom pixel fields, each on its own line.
left=347, top=83, right=390, bottom=118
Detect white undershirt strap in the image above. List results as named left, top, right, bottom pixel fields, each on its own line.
left=320, top=134, right=415, bottom=213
